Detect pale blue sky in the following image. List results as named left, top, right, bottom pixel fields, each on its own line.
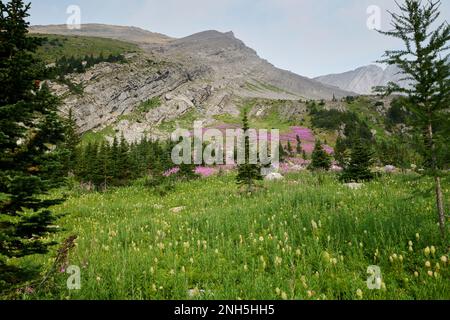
left=29, top=0, right=449, bottom=78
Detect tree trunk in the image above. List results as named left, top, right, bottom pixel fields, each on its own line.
left=427, top=122, right=446, bottom=239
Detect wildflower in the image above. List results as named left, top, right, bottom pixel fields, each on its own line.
left=440, top=256, right=448, bottom=264
left=414, top=271, right=419, bottom=277
left=331, top=258, right=338, bottom=265
left=259, top=236, right=264, bottom=242
left=425, top=261, right=431, bottom=268
left=275, top=288, right=281, bottom=296
left=399, top=255, right=404, bottom=262
left=392, top=253, right=398, bottom=260
left=409, top=246, right=413, bottom=252
left=275, top=256, right=282, bottom=267
left=356, top=289, right=363, bottom=299
left=435, top=263, right=440, bottom=270
left=307, top=290, right=314, bottom=298
left=96, top=276, right=101, bottom=282
left=169, top=269, right=175, bottom=276
left=296, top=249, right=301, bottom=256
left=311, top=220, right=318, bottom=230
left=181, top=266, right=186, bottom=273
left=430, top=246, right=436, bottom=256
left=281, top=292, right=288, bottom=300
left=244, top=264, right=248, bottom=271
left=416, top=233, right=420, bottom=241
left=408, top=241, right=413, bottom=247
left=322, top=251, right=331, bottom=263
left=427, top=270, right=433, bottom=277
left=424, top=247, right=430, bottom=256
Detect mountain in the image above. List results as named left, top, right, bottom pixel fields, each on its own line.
left=30, top=23, right=172, bottom=44
left=31, top=25, right=354, bottom=142
left=314, top=64, right=406, bottom=95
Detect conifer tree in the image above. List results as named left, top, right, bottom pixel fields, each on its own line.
left=62, top=108, right=80, bottom=174
left=236, top=111, right=262, bottom=192
left=308, top=140, right=331, bottom=171
left=287, top=140, right=293, bottom=156
left=376, top=0, right=449, bottom=237
left=339, top=137, right=374, bottom=183
left=0, top=0, right=65, bottom=292
left=296, top=135, right=302, bottom=155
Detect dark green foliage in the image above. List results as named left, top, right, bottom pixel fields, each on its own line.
left=296, top=135, right=302, bottom=155
left=340, top=138, right=374, bottom=183
left=308, top=140, right=331, bottom=171
left=286, top=140, right=293, bottom=156
left=62, top=108, right=80, bottom=173
left=236, top=111, right=263, bottom=192
left=376, top=0, right=449, bottom=237
left=0, top=0, right=65, bottom=292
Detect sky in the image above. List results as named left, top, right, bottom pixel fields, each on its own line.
left=29, top=0, right=449, bottom=78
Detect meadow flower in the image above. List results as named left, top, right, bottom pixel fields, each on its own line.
left=408, top=241, right=413, bottom=247
left=430, top=246, right=436, bottom=256
left=414, top=271, right=419, bottom=277
left=311, top=220, right=318, bottom=230
left=424, top=247, right=430, bottom=256
left=440, top=256, right=448, bottom=264
left=416, top=233, right=420, bottom=241
left=275, top=256, right=282, bottom=267
left=427, top=270, right=433, bottom=277
left=244, top=264, right=248, bottom=271
left=281, top=292, right=288, bottom=300
left=275, top=288, right=281, bottom=296
left=259, top=236, right=264, bottom=242
left=425, top=261, right=431, bottom=268
left=356, top=289, right=363, bottom=299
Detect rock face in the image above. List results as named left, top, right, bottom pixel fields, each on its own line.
left=315, top=65, right=408, bottom=95
left=37, top=25, right=354, bottom=142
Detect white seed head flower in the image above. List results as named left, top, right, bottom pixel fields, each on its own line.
left=440, top=256, right=448, bottom=264
left=430, top=246, right=436, bottom=255
left=356, top=289, right=363, bottom=299
left=414, top=271, right=419, bottom=277
left=427, top=270, right=433, bottom=277
left=425, top=261, right=431, bottom=268
left=408, top=241, right=413, bottom=247
left=424, top=247, right=430, bottom=256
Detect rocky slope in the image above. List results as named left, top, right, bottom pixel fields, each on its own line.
left=33, top=25, right=354, bottom=142
left=314, top=64, right=407, bottom=95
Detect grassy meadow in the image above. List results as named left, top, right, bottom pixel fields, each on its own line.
left=21, top=172, right=450, bottom=300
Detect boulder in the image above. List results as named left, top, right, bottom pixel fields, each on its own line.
left=344, top=183, right=363, bottom=190
left=265, top=173, right=284, bottom=181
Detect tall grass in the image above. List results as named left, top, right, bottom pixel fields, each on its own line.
left=23, top=172, right=449, bottom=300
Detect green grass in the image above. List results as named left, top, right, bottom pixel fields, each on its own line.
left=20, top=172, right=450, bottom=300
left=81, top=126, right=115, bottom=144
left=118, top=97, right=162, bottom=123
left=34, top=34, right=139, bottom=64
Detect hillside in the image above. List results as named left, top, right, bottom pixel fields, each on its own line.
left=33, top=25, right=356, bottom=142
left=30, top=23, right=172, bottom=44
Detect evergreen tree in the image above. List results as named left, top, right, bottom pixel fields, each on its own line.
left=308, top=140, right=331, bottom=171
left=286, top=140, right=293, bottom=156
left=376, top=0, right=449, bottom=237
left=0, top=0, right=65, bottom=292
left=296, top=135, right=302, bottom=155
left=62, top=108, right=80, bottom=174
left=236, top=111, right=262, bottom=192
left=340, top=138, right=374, bottom=183
left=334, top=135, right=348, bottom=167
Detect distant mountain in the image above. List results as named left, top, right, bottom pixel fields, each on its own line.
left=29, top=23, right=173, bottom=44
left=314, top=64, right=406, bottom=95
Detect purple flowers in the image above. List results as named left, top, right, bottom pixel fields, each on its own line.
left=163, top=167, right=180, bottom=177
left=195, top=167, right=217, bottom=177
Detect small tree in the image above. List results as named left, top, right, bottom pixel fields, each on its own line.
left=340, top=138, right=374, bottom=183
left=308, top=140, right=331, bottom=171
left=236, top=111, right=262, bottom=192
left=296, top=135, right=302, bottom=155
left=287, top=140, right=293, bottom=156
left=63, top=108, right=80, bottom=174
left=376, top=0, right=449, bottom=237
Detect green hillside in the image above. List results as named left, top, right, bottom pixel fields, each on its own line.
left=33, top=34, right=139, bottom=63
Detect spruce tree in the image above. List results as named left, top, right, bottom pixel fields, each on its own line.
left=236, top=111, right=262, bottom=192
left=287, top=140, right=293, bottom=156
left=0, top=0, right=65, bottom=292
left=308, top=140, right=331, bottom=171
left=296, top=135, right=302, bottom=155
left=376, top=0, right=449, bottom=237
left=62, top=108, right=80, bottom=174
left=340, top=137, right=374, bottom=183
